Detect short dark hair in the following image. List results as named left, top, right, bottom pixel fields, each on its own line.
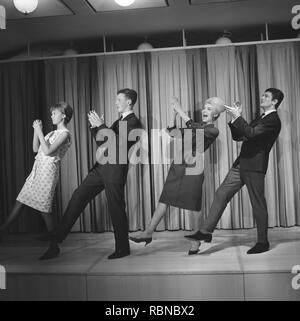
left=265, top=88, right=284, bottom=109
left=117, top=88, right=137, bottom=106
left=50, top=102, right=73, bottom=124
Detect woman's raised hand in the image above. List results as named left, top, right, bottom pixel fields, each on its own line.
left=170, top=97, right=181, bottom=113
left=33, top=119, right=43, bottom=132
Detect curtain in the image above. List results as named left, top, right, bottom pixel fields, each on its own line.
left=204, top=45, right=261, bottom=229
left=256, top=42, right=300, bottom=226
left=0, top=61, right=47, bottom=232
left=0, top=41, right=299, bottom=234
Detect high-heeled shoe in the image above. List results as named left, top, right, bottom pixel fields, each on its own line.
left=188, top=249, right=199, bottom=255
left=129, top=236, right=152, bottom=246
left=39, top=242, right=60, bottom=260
left=188, top=240, right=201, bottom=255
left=184, top=230, right=212, bottom=243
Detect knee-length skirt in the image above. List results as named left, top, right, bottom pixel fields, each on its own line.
left=159, top=162, right=204, bottom=211
left=16, top=157, right=59, bottom=213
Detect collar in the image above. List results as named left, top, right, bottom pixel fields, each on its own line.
left=262, top=109, right=276, bottom=118
left=121, top=110, right=134, bottom=120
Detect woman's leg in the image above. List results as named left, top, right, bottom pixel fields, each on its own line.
left=136, top=202, right=168, bottom=238
left=193, top=210, right=204, bottom=231
left=41, top=212, right=55, bottom=232
left=0, top=201, right=25, bottom=235
left=188, top=210, right=202, bottom=254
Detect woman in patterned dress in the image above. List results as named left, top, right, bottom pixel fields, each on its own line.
left=129, top=97, right=225, bottom=254
left=0, top=102, right=73, bottom=239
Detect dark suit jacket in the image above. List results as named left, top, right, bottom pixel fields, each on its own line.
left=229, top=112, right=281, bottom=174
left=90, top=113, right=142, bottom=184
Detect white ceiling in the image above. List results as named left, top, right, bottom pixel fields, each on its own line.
left=0, top=0, right=298, bottom=56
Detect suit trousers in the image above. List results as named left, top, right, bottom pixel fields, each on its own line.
left=54, top=166, right=130, bottom=252
left=203, top=166, right=269, bottom=243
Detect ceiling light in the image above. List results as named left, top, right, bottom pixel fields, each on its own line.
left=216, top=30, right=232, bottom=45
left=13, top=0, right=38, bottom=15
left=114, top=0, right=135, bottom=7
left=137, top=37, right=153, bottom=50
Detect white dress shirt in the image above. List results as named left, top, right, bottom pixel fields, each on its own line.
left=120, top=110, right=134, bottom=120
left=231, top=108, right=276, bottom=123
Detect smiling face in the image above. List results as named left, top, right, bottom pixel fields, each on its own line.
left=260, top=91, right=277, bottom=111
left=51, top=108, right=65, bottom=125
left=115, top=93, right=131, bottom=114
left=202, top=102, right=218, bottom=124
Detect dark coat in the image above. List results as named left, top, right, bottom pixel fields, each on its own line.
left=229, top=112, right=281, bottom=174
left=159, top=120, right=219, bottom=211
left=90, top=113, right=142, bottom=184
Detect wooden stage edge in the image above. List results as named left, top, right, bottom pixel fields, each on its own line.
left=0, top=227, right=300, bottom=301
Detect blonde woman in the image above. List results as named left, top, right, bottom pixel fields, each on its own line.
left=130, top=97, right=225, bottom=254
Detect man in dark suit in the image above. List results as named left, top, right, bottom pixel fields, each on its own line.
left=40, top=88, right=142, bottom=260
left=186, top=88, right=284, bottom=254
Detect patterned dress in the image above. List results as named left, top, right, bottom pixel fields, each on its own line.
left=16, top=129, right=71, bottom=213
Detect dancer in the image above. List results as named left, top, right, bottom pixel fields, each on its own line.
left=40, top=88, right=142, bottom=260
left=0, top=102, right=73, bottom=239
left=129, top=97, right=225, bottom=254
left=186, top=88, right=283, bottom=254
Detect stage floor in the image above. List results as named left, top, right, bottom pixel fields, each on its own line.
left=0, top=227, right=300, bottom=301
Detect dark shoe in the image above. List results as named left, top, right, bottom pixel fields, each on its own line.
left=108, top=250, right=130, bottom=260
left=129, top=236, right=152, bottom=246
left=188, top=249, right=199, bottom=255
left=36, top=232, right=56, bottom=242
left=188, top=240, right=201, bottom=255
left=39, top=243, right=60, bottom=260
left=184, top=230, right=212, bottom=243
left=247, top=242, right=270, bottom=254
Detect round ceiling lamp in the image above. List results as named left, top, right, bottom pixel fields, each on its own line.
left=13, top=0, right=38, bottom=15
left=137, top=42, right=153, bottom=50
left=137, top=36, right=153, bottom=50
left=216, top=30, right=232, bottom=45
left=114, top=0, right=135, bottom=7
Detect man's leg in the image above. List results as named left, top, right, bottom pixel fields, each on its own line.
left=54, top=169, right=105, bottom=243
left=185, top=167, right=244, bottom=241
left=104, top=183, right=130, bottom=258
left=39, top=169, right=104, bottom=260
left=202, top=166, right=244, bottom=233
left=241, top=170, right=269, bottom=249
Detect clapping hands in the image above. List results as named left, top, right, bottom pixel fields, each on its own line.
left=88, top=110, right=104, bottom=128
left=225, top=101, right=242, bottom=119
left=32, top=119, right=43, bottom=134
left=170, top=96, right=180, bottom=114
